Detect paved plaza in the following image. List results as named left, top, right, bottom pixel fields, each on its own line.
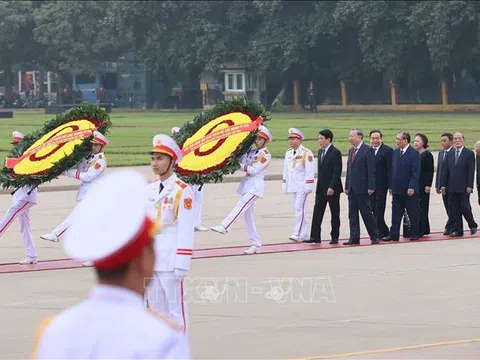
left=0, top=156, right=479, bottom=359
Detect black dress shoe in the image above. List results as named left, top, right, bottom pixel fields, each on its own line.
left=410, top=237, right=419, bottom=241
left=450, top=232, right=462, bottom=237
left=329, top=240, right=339, bottom=245
left=381, top=236, right=398, bottom=242
left=304, top=239, right=321, bottom=243
left=343, top=240, right=360, bottom=245
left=371, top=239, right=380, bottom=244
left=470, top=227, right=477, bottom=235
left=443, top=229, right=451, bottom=236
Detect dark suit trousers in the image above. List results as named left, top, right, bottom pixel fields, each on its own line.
left=448, top=192, right=478, bottom=235
left=310, top=193, right=340, bottom=240
left=441, top=193, right=455, bottom=231
left=370, top=189, right=389, bottom=238
left=390, top=194, right=419, bottom=239
left=418, top=191, right=431, bottom=236
left=348, top=191, right=379, bottom=241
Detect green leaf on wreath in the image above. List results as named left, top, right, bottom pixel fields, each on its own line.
left=172, top=97, right=271, bottom=185
left=0, top=103, right=112, bottom=191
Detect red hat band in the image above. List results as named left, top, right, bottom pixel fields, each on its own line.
left=94, top=217, right=156, bottom=270
left=152, top=145, right=178, bottom=161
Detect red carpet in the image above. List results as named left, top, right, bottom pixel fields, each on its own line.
left=0, top=231, right=477, bottom=274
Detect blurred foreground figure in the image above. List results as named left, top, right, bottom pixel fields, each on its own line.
left=31, top=169, right=191, bottom=359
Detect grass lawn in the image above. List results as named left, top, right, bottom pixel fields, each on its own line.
left=1, top=109, right=479, bottom=166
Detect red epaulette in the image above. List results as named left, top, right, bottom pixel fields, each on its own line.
left=175, top=180, right=187, bottom=189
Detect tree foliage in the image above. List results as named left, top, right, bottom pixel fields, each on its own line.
left=0, top=0, right=478, bottom=92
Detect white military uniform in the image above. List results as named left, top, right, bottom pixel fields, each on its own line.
left=41, top=131, right=108, bottom=241
left=282, top=128, right=315, bottom=241
left=146, top=134, right=195, bottom=331
left=211, top=125, right=272, bottom=254
left=171, top=126, right=208, bottom=232
left=32, top=169, right=191, bottom=359
left=0, top=131, right=38, bottom=264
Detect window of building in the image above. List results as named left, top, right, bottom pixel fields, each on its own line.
left=224, top=72, right=245, bottom=92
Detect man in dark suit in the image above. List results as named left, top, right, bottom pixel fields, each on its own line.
left=369, top=129, right=393, bottom=239
left=383, top=131, right=420, bottom=241
left=475, top=140, right=480, bottom=207
left=344, top=129, right=379, bottom=245
left=305, top=129, right=343, bottom=244
left=435, top=133, right=455, bottom=235
left=441, top=132, right=478, bottom=236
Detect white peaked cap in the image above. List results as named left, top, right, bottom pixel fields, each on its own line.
left=151, top=134, right=183, bottom=163
left=257, top=125, right=273, bottom=142
left=12, top=131, right=24, bottom=142
left=64, top=169, right=156, bottom=269
left=90, top=130, right=109, bottom=146
left=288, top=128, right=304, bottom=140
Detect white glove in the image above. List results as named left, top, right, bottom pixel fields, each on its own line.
left=305, top=183, right=314, bottom=194
left=174, top=268, right=188, bottom=280
left=282, top=182, right=287, bottom=194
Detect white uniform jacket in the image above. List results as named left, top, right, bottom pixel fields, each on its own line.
left=282, top=145, right=315, bottom=193
left=13, top=185, right=38, bottom=204
left=237, top=147, right=272, bottom=197
left=64, top=152, right=107, bottom=201
left=148, top=174, right=195, bottom=272
left=32, top=285, right=190, bottom=359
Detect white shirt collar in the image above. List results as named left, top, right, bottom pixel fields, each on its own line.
left=323, top=143, right=332, bottom=152
left=89, top=284, right=144, bottom=307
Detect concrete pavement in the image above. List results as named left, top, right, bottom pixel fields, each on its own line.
left=1, top=150, right=480, bottom=359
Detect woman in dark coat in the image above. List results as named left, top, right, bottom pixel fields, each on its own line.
left=414, top=133, right=434, bottom=237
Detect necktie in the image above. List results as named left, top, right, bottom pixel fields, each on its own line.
left=400, top=149, right=404, bottom=157
left=373, top=147, right=377, bottom=155
left=443, top=151, right=447, bottom=162
left=455, top=149, right=460, bottom=164
left=320, top=149, right=325, bottom=163
left=159, top=183, right=164, bottom=194
left=293, top=150, right=296, bottom=155
left=351, top=147, right=358, bottom=163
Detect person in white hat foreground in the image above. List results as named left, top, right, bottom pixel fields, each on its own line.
left=282, top=128, right=315, bottom=241
left=146, top=134, right=195, bottom=331
left=41, top=131, right=108, bottom=244
left=31, top=169, right=191, bottom=359
left=171, top=126, right=208, bottom=232
left=211, top=125, right=273, bottom=254
left=0, top=131, right=39, bottom=264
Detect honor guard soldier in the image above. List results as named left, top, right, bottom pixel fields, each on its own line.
left=31, top=169, right=191, bottom=359
left=0, top=131, right=38, bottom=264
left=146, top=134, right=195, bottom=332
left=282, top=128, right=315, bottom=241
left=211, top=125, right=273, bottom=254
left=41, top=131, right=108, bottom=243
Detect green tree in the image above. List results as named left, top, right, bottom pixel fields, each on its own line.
left=333, top=0, right=416, bottom=82
left=0, top=1, right=35, bottom=105
left=408, top=1, right=478, bottom=76
left=33, top=1, right=130, bottom=76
